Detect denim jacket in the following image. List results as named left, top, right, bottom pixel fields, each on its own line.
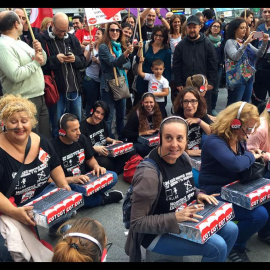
left=99, top=43, right=131, bottom=91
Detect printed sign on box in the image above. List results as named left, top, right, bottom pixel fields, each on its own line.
left=221, top=178, right=270, bottom=210
left=171, top=200, right=234, bottom=244
left=106, top=142, right=134, bottom=157
left=25, top=188, right=84, bottom=228
left=138, top=133, right=159, bottom=147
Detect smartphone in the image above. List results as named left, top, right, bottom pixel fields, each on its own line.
left=65, top=52, right=72, bottom=56
left=253, top=31, right=263, bottom=39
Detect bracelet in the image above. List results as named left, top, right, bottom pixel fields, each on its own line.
left=197, top=119, right=201, bottom=125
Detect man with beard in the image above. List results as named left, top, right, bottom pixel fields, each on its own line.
left=172, top=15, right=218, bottom=114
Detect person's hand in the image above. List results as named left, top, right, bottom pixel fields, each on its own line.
left=197, top=193, right=219, bottom=206
left=32, top=39, right=43, bottom=53
left=89, top=41, right=94, bottom=51
left=186, top=149, right=201, bottom=156
left=175, top=204, right=204, bottom=223
left=60, top=184, right=71, bottom=191
left=139, top=56, right=145, bottom=63
left=64, top=54, right=75, bottom=63
left=262, top=32, right=269, bottom=43
left=69, top=175, right=90, bottom=184
left=34, top=51, right=44, bottom=65
left=245, top=31, right=257, bottom=44
left=92, top=165, right=106, bottom=177
left=124, top=43, right=134, bottom=57
left=207, top=84, right=213, bottom=90
left=155, top=8, right=160, bottom=17
left=262, top=151, right=270, bottom=162
left=57, top=53, right=67, bottom=63
left=112, top=139, right=122, bottom=144
left=185, top=118, right=199, bottom=126
left=82, top=40, right=90, bottom=46
left=95, top=146, right=109, bottom=156
left=12, top=206, right=36, bottom=226
left=176, top=86, right=183, bottom=92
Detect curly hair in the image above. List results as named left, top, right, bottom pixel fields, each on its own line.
left=225, top=17, right=247, bottom=40
left=52, top=217, right=106, bottom=262
left=128, top=93, right=162, bottom=132
left=150, top=24, right=169, bottom=49
left=210, top=101, right=260, bottom=144
left=0, top=94, right=37, bottom=130
left=173, top=86, right=207, bottom=118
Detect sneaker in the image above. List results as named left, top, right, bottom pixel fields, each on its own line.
left=102, top=190, right=123, bottom=205
left=228, top=248, right=250, bottom=262
left=212, top=109, right=218, bottom=116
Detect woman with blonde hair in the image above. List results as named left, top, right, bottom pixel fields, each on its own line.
left=198, top=101, right=270, bottom=262
left=52, top=217, right=108, bottom=262
left=40, top=17, right=53, bottom=32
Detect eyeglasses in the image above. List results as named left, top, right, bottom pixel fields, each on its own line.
left=183, top=99, right=198, bottom=105
left=154, top=34, right=164, bottom=38
left=53, top=24, right=68, bottom=33
left=263, top=10, right=270, bottom=14
left=109, top=28, right=121, bottom=33
left=212, top=25, right=220, bottom=29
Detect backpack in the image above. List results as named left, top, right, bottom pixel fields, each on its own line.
left=122, top=158, right=160, bottom=229
left=123, top=154, right=144, bottom=184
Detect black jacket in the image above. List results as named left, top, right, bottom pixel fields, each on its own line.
left=172, top=33, right=218, bottom=87
left=36, top=27, right=86, bottom=94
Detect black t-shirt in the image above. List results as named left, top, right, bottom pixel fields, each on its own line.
left=80, top=119, right=108, bottom=147
left=141, top=24, right=154, bottom=41
left=0, top=135, right=61, bottom=205
left=142, top=148, right=196, bottom=247
left=179, top=112, right=212, bottom=150
left=51, top=135, right=94, bottom=177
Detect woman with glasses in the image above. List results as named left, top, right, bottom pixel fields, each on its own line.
left=198, top=101, right=270, bottom=262
left=134, top=25, right=171, bottom=106
left=205, top=20, right=225, bottom=116
left=99, top=22, right=134, bottom=139
left=173, top=86, right=212, bottom=157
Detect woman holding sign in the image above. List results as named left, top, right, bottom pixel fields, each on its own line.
left=125, top=116, right=238, bottom=262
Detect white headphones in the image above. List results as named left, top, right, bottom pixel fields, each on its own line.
left=48, top=27, right=69, bottom=40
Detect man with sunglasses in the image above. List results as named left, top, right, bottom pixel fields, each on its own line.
left=251, top=8, right=270, bottom=107
left=36, top=12, right=86, bottom=139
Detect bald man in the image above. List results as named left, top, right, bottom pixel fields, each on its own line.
left=0, top=10, right=51, bottom=138
left=36, top=12, right=86, bottom=138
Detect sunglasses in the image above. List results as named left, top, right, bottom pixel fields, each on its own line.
left=109, top=28, right=121, bottom=33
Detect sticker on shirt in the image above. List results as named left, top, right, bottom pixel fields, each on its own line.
left=38, top=148, right=51, bottom=165
left=21, top=190, right=35, bottom=204
left=150, top=82, right=159, bottom=92
left=72, top=167, right=81, bottom=176
left=78, top=151, right=85, bottom=164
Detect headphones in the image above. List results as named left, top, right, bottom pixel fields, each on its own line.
left=191, top=74, right=206, bottom=93
left=58, top=113, right=69, bottom=137
left=1, top=122, right=6, bottom=133
left=48, top=27, right=69, bottom=40
left=159, top=116, right=189, bottom=145
left=63, top=232, right=107, bottom=262
left=230, top=102, right=247, bottom=130
left=90, top=101, right=110, bottom=121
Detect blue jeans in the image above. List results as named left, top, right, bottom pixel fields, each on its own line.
left=49, top=92, right=82, bottom=138
left=100, top=87, right=126, bottom=139
left=212, top=65, right=223, bottom=110
left=69, top=170, right=118, bottom=208
left=227, top=77, right=254, bottom=106
left=151, top=221, right=238, bottom=262
left=83, top=76, right=100, bottom=118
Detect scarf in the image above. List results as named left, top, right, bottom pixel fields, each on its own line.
left=208, top=34, right=222, bottom=47
left=111, top=40, right=129, bottom=87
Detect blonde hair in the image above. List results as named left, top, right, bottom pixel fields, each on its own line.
left=260, top=98, right=270, bottom=137
left=186, top=74, right=207, bottom=90
left=40, top=17, right=53, bottom=32
left=210, top=101, right=260, bottom=144
left=0, top=94, right=37, bottom=130
left=52, top=217, right=107, bottom=262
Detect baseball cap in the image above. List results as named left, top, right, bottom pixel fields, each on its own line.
left=186, top=15, right=200, bottom=25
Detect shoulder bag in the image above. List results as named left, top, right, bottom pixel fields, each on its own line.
left=43, top=41, right=60, bottom=107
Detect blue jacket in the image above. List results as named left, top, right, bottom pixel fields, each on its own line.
left=99, top=43, right=131, bottom=91
left=198, top=134, right=255, bottom=195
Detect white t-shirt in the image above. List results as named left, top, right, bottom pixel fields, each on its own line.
left=144, top=73, right=169, bottom=102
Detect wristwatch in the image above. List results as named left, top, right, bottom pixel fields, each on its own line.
left=158, top=15, right=163, bottom=20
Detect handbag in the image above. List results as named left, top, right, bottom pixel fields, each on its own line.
left=239, top=158, right=266, bottom=184
left=123, top=154, right=144, bottom=184
left=225, top=46, right=256, bottom=89
left=43, top=42, right=60, bottom=107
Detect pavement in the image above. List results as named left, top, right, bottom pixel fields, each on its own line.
left=38, top=87, right=270, bottom=263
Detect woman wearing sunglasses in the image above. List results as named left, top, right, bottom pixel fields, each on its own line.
left=99, top=22, right=134, bottom=139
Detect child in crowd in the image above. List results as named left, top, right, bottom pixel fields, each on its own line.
left=137, top=57, right=169, bottom=119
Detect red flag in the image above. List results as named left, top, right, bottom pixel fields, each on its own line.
left=29, top=8, right=53, bottom=29
left=99, top=8, right=124, bottom=19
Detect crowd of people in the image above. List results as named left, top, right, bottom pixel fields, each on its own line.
left=0, top=7, right=270, bottom=263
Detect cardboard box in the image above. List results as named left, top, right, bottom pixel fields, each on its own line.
left=221, top=178, right=270, bottom=210
left=190, top=156, right=201, bottom=171
left=106, top=142, right=134, bottom=157
left=73, top=172, right=114, bottom=196
left=171, top=200, right=234, bottom=244
left=138, top=133, right=159, bottom=147
left=25, top=188, right=84, bottom=228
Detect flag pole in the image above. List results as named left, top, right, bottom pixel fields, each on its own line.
left=137, top=8, right=143, bottom=58
left=23, top=8, right=36, bottom=41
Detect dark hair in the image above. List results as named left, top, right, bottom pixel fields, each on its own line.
left=0, top=11, right=20, bottom=33
left=72, top=14, right=83, bottom=23
left=121, top=22, right=134, bottom=34
left=173, top=86, right=207, bottom=118
left=225, top=17, right=246, bottom=40
left=151, top=25, right=169, bottom=48
left=202, top=9, right=215, bottom=20
left=152, top=59, right=164, bottom=67
left=240, top=10, right=254, bottom=18
left=121, top=13, right=137, bottom=24
left=90, top=100, right=110, bottom=121
left=58, top=113, right=78, bottom=130
left=169, top=14, right=182, bottom=35
left=205, top=20, right=222, bottom=36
